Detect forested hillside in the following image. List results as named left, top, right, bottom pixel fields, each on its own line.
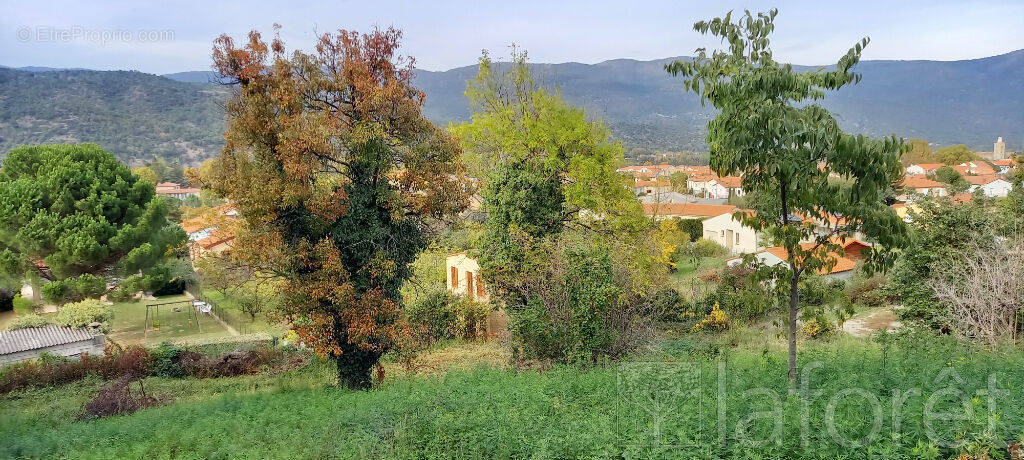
left=0, top=68, right=228, bottom=164
left=2, top=49, right=1021, bottom=164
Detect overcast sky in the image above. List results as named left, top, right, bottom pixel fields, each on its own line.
left=2, top=0, right=1022, bottom=75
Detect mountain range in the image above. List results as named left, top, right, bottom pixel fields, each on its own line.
left=1, top=50, right=1021, bottom=164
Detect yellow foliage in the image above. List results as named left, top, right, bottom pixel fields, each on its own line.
left=692, top=303, right=730, bottom=332
left=800, top=318, right=834, bottom=338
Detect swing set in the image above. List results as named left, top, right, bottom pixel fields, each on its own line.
left=143, top=299, right=205, bottom=339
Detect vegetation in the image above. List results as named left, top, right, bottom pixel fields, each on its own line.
left=456, top=49, right=660, bottom=363
left=0, top=68, right=227, bottom=163
left=4, top=333, right=1024, bottom=458
left=203, top=27, right=470, bottom=389
left=668, top=10, right=909, bottom=382
left=935, top=144, right=977, bottom=165
left=0, top=144, right=187, bottom=304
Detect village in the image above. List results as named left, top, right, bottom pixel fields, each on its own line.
left=2, top=3, right=1024, bottom=458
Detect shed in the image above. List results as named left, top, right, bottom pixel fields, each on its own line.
left=0, top=325, right=106, bottom=365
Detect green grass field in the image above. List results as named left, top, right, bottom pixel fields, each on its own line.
left=199, top=290, right=286, bottom=336
left=108, top=295, right=232, bottom=346
left=3, top=331, right=1023, bottom=459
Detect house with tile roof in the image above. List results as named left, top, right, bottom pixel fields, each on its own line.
left=642, top=203, right=736, bottom=220
left=633, top=180, right=671, bottom=196
left=728, top=238, right=870, bottom=281
left=905, top=163, right=944, bottom=176
left=899, top=176, right=947, bottom=200
left=964, top=175, right=1012, bottom=197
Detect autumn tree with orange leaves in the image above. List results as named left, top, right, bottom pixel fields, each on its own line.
left=206, top=27, right=471, bottom=389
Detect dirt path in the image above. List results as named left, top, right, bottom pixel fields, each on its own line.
left=843, top=308, right=902, bottom=337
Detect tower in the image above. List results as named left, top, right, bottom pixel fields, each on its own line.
left=994, top=137, right=1006, bottom=160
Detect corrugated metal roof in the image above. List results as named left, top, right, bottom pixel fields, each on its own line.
left=0, top=325, right=100, bottom=355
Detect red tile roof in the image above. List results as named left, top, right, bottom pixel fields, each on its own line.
left=715, top=176, right=743, bottom=188
left=901, top=176, right=944, bottom=189
left=762, top=239, right=864, bottom=275
left=642, top=203, right=737, bottom=218
left=962, top=174, right=1004, bottom=185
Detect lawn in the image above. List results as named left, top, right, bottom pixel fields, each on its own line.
left=198, top=289, right=286, bottom=336
left=671, top=255, right=727, bottom=299
left=3, top=331, right=1023, bottom=459
left=108, top=294, right=233, bottom=346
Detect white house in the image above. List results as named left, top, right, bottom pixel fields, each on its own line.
left=994, top=159, right=1015, bottom=175
left=445, top=253, right=507, bottom=338
left=155, top=182, right=200, bottom=200
left=905, top=163, right=944, bottom=176
left=701, top=211, right=761, bottom=253
left=899, top=176, right=947, bottom=200
left=965, top=176, right=1013, bottom=197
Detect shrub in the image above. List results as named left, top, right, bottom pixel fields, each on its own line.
left=12, top=295, right=34, bottom=315
left=696, top=263, right=774, bottom=320
left=407, top=287, right=460, bottom=342
left=652, top=287, right=692, bottom=322
left=677, top=219, right=702, bottom=243
left=846, top=274, right=887, bottom=309
left=504, top=241, right=654, bottom=363
left=694, top=238, right=728, bottom=257
left=406, top=287, right=491, bottom=342
left=107, top=275, right=141, bottom=302
left=6, top=314, right=52, bottom=330
left=54, top=299, right=113, bottom=332
left=801, top=317, right=835, bottom=338
left=692, top=303, right=730, bottom=332
left=40, top=273, right=107, bottom=304
left=150, top=342, right=186, bottom=378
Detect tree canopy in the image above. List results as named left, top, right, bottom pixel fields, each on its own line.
left=667, top=9, right=908, bottom=382
left=0, top=143, right=185, bottom=302
left=456, top=49, right=658, bottom=362
left=206, top=27, right=471, bottom=388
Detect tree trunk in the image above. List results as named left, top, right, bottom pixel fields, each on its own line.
left=787, top=272, right=800, bottom=384
left=332, top=315, right=382, bottom=390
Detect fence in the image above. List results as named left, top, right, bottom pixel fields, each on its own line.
left=186, top=286, right=262, bottom=336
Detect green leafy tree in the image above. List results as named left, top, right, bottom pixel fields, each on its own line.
left=933, top=165, right=969, bottom=193
left=935, top=144, right=976, bottom=165
left=669, top=171, right=690, bottom=193
left=207, top=27, right=470, bottom=388
left=132, top=166, right=158, bottom=184
left=888, top=197, right=993, bottom=329
left=0, top=144, right=186, bottom=304
left=455, top=49, right=658, bottom=362
left=667, top=10, right=908, bottom=382
left=901, top=138, right=935, bottom=165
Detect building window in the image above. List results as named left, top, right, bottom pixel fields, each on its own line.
left=735, top=233, right=740, bottom=245
left=476, top=278, right=486, bottom=298
left=466, top=271, right=475, bottom=300
left=720, top=230, right=725, bottom=238
left=450, top=267, right=458, bottom=289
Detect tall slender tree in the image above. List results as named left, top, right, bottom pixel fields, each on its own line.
left=207, top=27, right=470, bottom=388
left=667, top=9, right=908, bottom=382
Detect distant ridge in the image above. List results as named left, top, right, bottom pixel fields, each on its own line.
left=2, top=49, right=1022, bottom=163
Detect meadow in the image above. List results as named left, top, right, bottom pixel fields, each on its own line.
left=2, top=329, right=1022, bottom=459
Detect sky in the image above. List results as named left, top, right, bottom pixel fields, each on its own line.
left=1, top=0, right=1022, bottom=75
